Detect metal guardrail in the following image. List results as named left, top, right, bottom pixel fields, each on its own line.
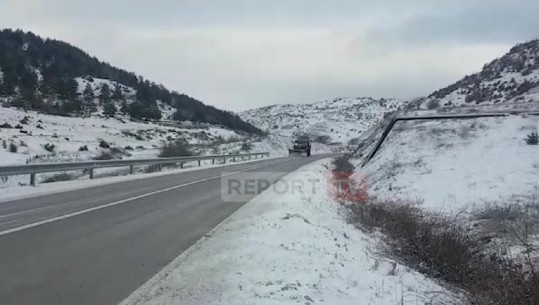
left=0, top=152, right=270, bottom=186
left=360, top=109, right=539, bottom=167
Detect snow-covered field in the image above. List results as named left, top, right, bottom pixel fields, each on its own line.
left=360, top=114, right=539, bottom=212
left=121, top=159, right=453, bottom=305
left=241, top=97, right=406, bottom=147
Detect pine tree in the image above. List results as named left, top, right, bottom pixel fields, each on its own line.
left=82, top=83, right=95, bottom=114
left=98, top=83, right=111, bottom=105
left=112, top=84, right=124, bottom=101
left=83, top=83, right=94, bottom=101
left=100, top=84, right=116, bottom=117
left=103, top=100, right=116, bottom=117
left=120, top=100, right=129, bottom=114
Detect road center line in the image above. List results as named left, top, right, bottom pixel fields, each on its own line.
left=0, top=159, right=290, bottom=237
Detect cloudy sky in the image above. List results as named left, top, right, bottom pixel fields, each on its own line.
left=1, top=0, right=538, bottom=111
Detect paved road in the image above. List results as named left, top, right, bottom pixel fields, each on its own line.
left=0, top=155, right=330, bottom=305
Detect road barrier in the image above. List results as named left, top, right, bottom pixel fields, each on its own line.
left=0, top=152, right=270, bottom=186
left=359, top=109, right=539, bottom=167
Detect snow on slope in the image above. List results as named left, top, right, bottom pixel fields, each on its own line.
left=75, top=77, right=136, bottom=97
left=241, top=97, right=406, bottom=147
left=74, top=77, right=177, bottom=120
left=122, top=159, right=454, bottom=305
left=0, top=105, right=257, bottom=187
left=418, top=40, right=539, bottom=109
left=359, top=114, right=539, bottom=212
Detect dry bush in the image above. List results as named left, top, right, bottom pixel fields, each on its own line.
left=348, top=199, right=539, bottom=305
left=159, top=140, right=193, bottom=157
left=332, top=156, right=355, bottom=174
left=42, top=173, right=75, bottom=183
left=331, top=156, right=368, bottom=204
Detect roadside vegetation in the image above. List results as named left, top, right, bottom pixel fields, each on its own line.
left=332, top=156, right=539, bottom=305
left=159, top=139, right=193, bottom=158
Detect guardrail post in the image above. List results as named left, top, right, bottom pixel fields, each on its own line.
left=30, top=173, right=36, bottom=186
left=212, top=159, right=215, bottom=165
left=129, top=165, right=134, bottom=175
left=180, top=162, right=184, bottom=169
left=89, top=168, right=94, bottom=179
left=157, top=164, right=162, bottom=171
left=248, top=155, right=251, bottom=160
left=233, top=156, right=236, bottom=162
left=198, top=160, right=201, bottom=167
left=223, top=158, right=226, bottom=164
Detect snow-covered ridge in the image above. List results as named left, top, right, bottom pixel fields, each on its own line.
left=240, top=97, right=406, bottom=147
left=418, top=40, right=539, bottom=109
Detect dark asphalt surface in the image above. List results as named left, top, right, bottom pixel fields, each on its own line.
left=0, top=155, right=330, bottom=305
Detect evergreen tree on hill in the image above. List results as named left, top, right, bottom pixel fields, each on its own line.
left=100, top=84, right=117, bottom=117
left=0, top=29, right=263, bottom=134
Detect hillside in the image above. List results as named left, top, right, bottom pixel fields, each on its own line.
left=0, top=29, right=261, bottom=134
left=418, top=39, right=539, bottom=109
left=240, top=97, right=406, bottom=148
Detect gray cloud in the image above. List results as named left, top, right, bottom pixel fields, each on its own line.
left=366, top=0, right=539, bottom=49
left=0, top=0, right=536, bottom=111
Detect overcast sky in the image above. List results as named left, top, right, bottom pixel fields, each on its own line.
left=1, top=1, right=538, bottom=111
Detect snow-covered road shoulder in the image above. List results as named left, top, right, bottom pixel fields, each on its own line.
left=121, top=159, right=450, bottom=305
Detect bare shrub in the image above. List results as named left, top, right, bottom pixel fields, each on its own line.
left=42, top=173, right=75, bottom=183
left=98, top=139, right=110, bottom=148
left=427, top=99, right=440, bottom=110
left=43, top=143, right=56, bottom=152
left=93, top=151, right=116, bottom=160
left=159, top=140, right=193, bottom=157
left=332, top=156, right=355, bottom=174
left=9, top=142, right=17, bottom=153
left=348, top=199, right=539, bottom=305
left=347, top=138, right=361, bottom=146
left=525, top=130, right=538, bottom=145
left=240, top=142, right=252, bottom=151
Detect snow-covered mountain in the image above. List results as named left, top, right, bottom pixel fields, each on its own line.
left=240, top=97, right=406, bottom=147
left=418, top=39, right=539, bottom=109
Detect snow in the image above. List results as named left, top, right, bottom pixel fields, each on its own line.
left=241, top=97, right=406, bottom=148
left=360, top=114, right=539, bottom=212
left=422, top=41, right=539, bottom=108
left=0, top=105, right=275, bottom=188
left=157, top=101, right=176, bottom=120
left=75, top=77, right=136, bottom=97
left=121, top=159, right=453, bottom=305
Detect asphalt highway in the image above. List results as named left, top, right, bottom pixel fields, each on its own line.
left=0, top=155, right=330, bottom=305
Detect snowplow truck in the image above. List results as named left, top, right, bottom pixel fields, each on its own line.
left=289, top=135, right=311, bottom=156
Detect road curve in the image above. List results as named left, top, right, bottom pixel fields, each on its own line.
left=0, top=155, right=330, bottom=305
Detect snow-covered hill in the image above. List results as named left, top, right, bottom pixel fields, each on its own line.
left=0, top=29, right=262, bottom=134
left=0, top=105, right=298, bottom=188
left=418, top=40, right=539, bottom=109
left=240, top=97, right=406, bottom=148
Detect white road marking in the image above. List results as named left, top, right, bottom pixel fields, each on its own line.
left=0, top=159, right=290, bottom=236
